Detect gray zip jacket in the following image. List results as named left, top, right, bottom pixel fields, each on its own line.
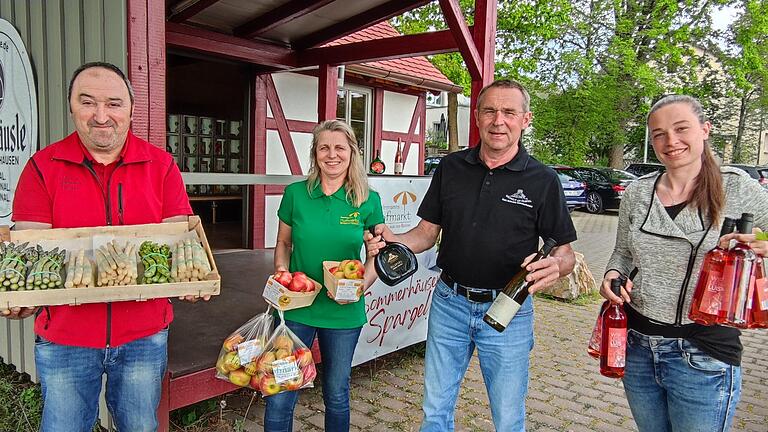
left=606, top=166, right=768, bottom=325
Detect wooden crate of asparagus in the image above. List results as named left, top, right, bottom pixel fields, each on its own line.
left=0, top=216, right=220, bottom=308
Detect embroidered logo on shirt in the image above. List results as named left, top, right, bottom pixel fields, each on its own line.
left=339, top=211, right=361, bottom=225
left=502, top=189, right=533, bottom=208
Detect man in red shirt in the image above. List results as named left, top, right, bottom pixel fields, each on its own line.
left=2, top=62, right=203, bottom=432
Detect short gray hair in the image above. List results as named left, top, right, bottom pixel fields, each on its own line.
left=476, top=79, right=530, bottom=112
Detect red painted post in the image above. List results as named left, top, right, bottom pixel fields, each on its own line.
left=251, top=75, right=268, bottom=249
left=318, top=65, right=339, bottom=122
left=468, top=0, right=497, bottom=147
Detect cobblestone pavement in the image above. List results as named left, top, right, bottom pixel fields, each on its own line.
left=216, top=211, right=768, bottom=431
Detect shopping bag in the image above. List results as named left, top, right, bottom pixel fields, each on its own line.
left=215, top=307, right=275, bottom=388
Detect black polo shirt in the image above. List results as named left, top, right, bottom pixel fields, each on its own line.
left=418, top=145, right=577, bottom=289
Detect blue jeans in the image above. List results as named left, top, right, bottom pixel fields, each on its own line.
left=420, top=279, right=534, bottom=432
left=264, top=320, right=362, bottom=432
left=623, top=329, right=741, bottom=432
left=35, top=328, right=168, bottom=432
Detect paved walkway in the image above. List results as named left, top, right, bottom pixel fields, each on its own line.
left=216, top=211, right=768, bottom=431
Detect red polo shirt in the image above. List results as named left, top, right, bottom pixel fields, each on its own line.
left=13, top=131, right=192, bottom=348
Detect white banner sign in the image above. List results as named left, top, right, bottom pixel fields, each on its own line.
left=352, top=176, right=440, bottom=366
left=0, top=19, right=37, bottom=225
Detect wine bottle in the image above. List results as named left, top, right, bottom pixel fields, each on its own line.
left=588, top=274, right=627, bottom=359
left=600, top=278, right=627, bottom=378
left=394, top=139, right=404, bottom=175
left=749, top=257, right=768, bottom=328
left=722, top=213, right=757, bottom=328
left=483, top=238, right=557, bottom=332
left=689, top=217, right=736, bottom=325
left=370, top=150, right=385, bottom=174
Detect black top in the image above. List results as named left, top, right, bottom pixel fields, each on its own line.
left=418, top=145, right=577, bottom=289
left=624, top=203, right=742, bottom=366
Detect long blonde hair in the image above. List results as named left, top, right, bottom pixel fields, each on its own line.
left=306, top=120, right=370, bottom=207
left=648, top=95, right=724, bottom=224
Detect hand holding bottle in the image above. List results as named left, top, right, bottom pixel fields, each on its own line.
left=601, top=270, right=633, bottom=305
left=519, top=251, right=562, bottom=294
left=719, top=227, right=768, bottom=256
left=364, top=224, right=390, bottom=258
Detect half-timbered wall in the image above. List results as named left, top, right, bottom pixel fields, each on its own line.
left=261, top=71, right=426, bottom=248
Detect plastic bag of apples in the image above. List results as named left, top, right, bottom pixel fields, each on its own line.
left=254, top=310, right=317, bottom=397
left=215, top=307, right=275, bottom=389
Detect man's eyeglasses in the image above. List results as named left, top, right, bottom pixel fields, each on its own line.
left=478, top=108, right=526, bottom=119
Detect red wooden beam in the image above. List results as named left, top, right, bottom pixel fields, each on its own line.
left=292, top=0, right=432, bottom=49
left=235, top=0, right=336, bottom=39
left=126, top=0, right=150, bottom=144
left=251, top=75, right=268, bottom=249
left=264, top=75, right=304, bottom=175
left=148, top=0, right=166, bottom=148
left=299, top=28, right=463, bottom=67
left=166, top=22, right=297, bottom=69
left=438, top=0, right=481, bottom=81
left=266, top=118, right=316, bottom=133
left=317, top=64, right=338, bottom=122
left=168, top=0, right=221, bottom=23
left=468, top=0, right=497, bottom=147
left=373, top=88, right=383, bottom=157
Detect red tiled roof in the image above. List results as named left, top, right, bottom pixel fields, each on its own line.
left=326, top=21, right=455, bottom=87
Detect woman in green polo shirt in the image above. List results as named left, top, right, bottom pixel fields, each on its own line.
left=264, top=119, right=384, bottom=432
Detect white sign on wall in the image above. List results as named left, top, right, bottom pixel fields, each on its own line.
left=0, top=19, right=37, bottom=225
left=352, top=176, right=440, bottom=366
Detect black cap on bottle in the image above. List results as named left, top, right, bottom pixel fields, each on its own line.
left=738, top=213, right=754, bottom=235
left=720, top=217, right=736, bottom=237
left=610, top=278, right=622, bottom=296
left=541, top=238, right=557, bottom=255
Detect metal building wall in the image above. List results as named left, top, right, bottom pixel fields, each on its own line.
left=0, top=0, right=127, bottom=150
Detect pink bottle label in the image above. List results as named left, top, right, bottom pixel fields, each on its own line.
left=756, top=277, right=768, bottom=311
left=698, top=271, right=724, bottom=314
left=607, top=328, right=627, bottom=368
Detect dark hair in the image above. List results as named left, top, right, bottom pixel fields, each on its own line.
left=476, top=79, right=530, bottom=112
left=67, top=62, right=135, bottom=108
left=648, top=95, right=724, bottom=224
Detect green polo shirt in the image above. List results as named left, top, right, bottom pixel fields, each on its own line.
left=277, top=180, right=384, bottom=328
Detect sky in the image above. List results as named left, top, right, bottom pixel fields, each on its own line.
left=712, top=4, right=740, bottom=32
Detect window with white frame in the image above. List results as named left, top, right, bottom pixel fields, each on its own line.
left=336, top=85, right=373, bottom=163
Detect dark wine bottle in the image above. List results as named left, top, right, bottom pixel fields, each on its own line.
left=370, top=150, right=385, bottom=174
left=599, top=278, right=627, bottom=378
left=369, top=227, right=418, bottom=286
left=689, top=217, right=736, bottom=325
left=483, top=238, right=557, bottom=332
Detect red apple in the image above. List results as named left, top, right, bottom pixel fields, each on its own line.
left=257, top=352, right=276, bottom=374
left=342, top=260, right=364, bottom=279
left=304, top=278, right=315, bottom=292
left=260, top=376, right=282, bottom=396
left=284, top=375, right=304, bottom=391
left=294, top=348, right=313, bottom=368
left=249, top=373, right=262, bottom=390
left=223, top=334, right=244, bottom=352
left=273, top=270, right=292, bottom=288
left=228, top=369, right=251, bottom=387
left=301, top=363, right=317, bottom=384
left=289, top=272, right=309, bottom=292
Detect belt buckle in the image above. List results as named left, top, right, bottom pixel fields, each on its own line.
left=465, top=287, right=489, bottom=303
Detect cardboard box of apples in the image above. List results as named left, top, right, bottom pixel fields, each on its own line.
left=323, top=260, right=365, bottom=302
left=262, top=270, right=321, bottom=310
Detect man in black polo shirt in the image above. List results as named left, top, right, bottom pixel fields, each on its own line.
left=367, top=79, right=576, bottom=431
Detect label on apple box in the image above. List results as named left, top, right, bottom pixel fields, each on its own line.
left=263, top=278, right=283, bottom=306
left=273, top=357, right=300, bottom=384
left=335, top=280, right=361, bottom=301
left=237, top=340, right=264, bottom=365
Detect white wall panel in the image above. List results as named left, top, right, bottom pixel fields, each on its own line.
left=383, top=91, right=417, bottom=132
left=271, top=72, right=319, bottom=122
left=264, top=195, right=282, bottom=248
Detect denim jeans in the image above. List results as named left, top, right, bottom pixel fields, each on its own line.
left=35, top=328, right=168, bottom=432
left=420, top=279, right=534, bottom=432
left=264, top=320, right=362, bottom=432
left=623, top=329, right=741, bottom=432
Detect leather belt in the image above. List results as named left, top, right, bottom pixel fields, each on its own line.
left=440, top=272, right=501, bottom=303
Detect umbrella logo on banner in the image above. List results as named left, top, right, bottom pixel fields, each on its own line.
left=393, top=191, right=417, bottom=205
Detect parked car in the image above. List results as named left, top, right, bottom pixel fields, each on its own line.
left=595, top=167, right=638, bottom=187
left=556, top=171, right=587, bottom=212
left=625, top=162, right=665, bottom=177
left=424, top=155, right=443, bottom=175
left=724, top=164, right=768, bottom=189
left=554, top=167, right=624, bottom=214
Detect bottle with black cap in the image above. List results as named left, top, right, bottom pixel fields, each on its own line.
left=369, top=227, right=418, bottom=286
left=722, top=212, right=757, bottom=327
left=689, top=216, right=737, bottom=325
left=483, top=238, right=557, bottom=332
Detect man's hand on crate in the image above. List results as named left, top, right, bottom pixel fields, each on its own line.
left=178, top=294, right=211, bottom=303
left=1, top=306, right=39, bottom=320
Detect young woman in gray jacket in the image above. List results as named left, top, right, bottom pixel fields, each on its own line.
left=600, top=94, right=768, bottom=432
